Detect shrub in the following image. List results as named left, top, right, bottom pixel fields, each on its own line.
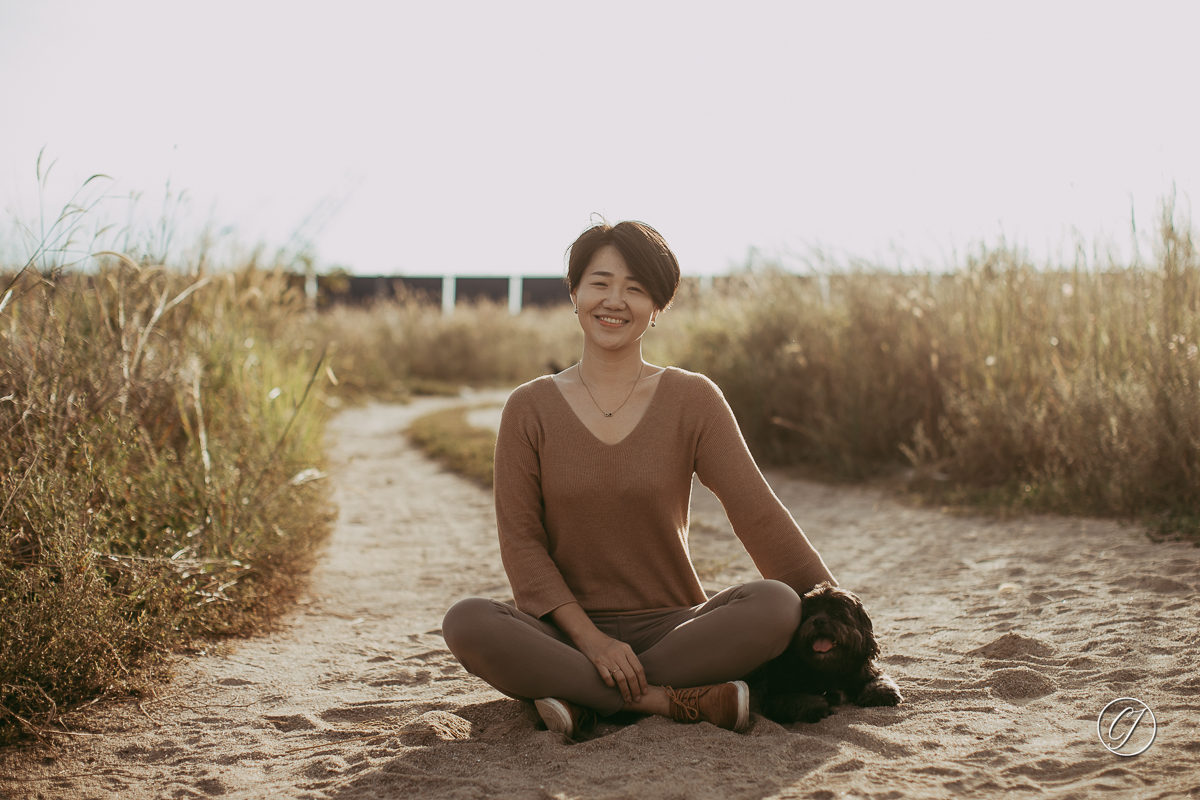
left=0, top=257, right=334, bottom=745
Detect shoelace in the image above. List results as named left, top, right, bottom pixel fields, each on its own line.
left=665, top=686, right=708, bottom=721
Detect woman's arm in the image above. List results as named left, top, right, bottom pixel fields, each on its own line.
left=549, top=602, right=648, bottom=703
left=691, top=376, right=837, bottom=595
left=494, top=389, right=578, bottom=617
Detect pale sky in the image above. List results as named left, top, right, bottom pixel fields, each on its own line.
left=2, top=1, right=1197, bottom=276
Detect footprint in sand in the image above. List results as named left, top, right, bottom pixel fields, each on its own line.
left=303, top=755, right=350, bottom=778
left=1112, top=573, right=1194, bottom=595
left=319, top=703, right=401, bottom=724
left=264, top=713, right=323, bottom=732
left=1161, top=558, right=1200, bottom=576
left=972, top=667, right=1057, bottom=701
left=368, top=667, right=432, bottom=687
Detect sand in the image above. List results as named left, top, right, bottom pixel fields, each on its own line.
left=2, top=394, right=1198, bottom=799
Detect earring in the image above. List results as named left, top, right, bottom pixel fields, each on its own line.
left=574, top=307, right=578, bottom=314
left=651, top=320, right=656, bottom=327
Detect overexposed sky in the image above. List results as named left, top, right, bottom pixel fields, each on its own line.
left=1, top=1, right=1197, bottom=276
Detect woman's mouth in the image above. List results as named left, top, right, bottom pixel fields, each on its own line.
left=596, top=315, right=628, bottom=326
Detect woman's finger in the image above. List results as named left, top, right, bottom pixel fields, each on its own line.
left=618, top=654, right=647, bottom=701
left=627, top=656, right=649, bottom=699
left=610, top=653, right=640, bottom=702
left=611, top=666, right=633, bottom=702
left=588, top=640, right=646, bottom=702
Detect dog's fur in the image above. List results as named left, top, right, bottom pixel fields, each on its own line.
left=748, top=582, right=903, bottom=723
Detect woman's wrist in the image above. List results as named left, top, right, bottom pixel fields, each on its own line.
left=572, top=627, right=614, bottom=658
left=548, top=601, right=609, bottom=652
left=549, top=600, right=648, bottom=702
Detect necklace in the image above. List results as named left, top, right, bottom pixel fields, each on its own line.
left=578, top=361, right=644, bottom=417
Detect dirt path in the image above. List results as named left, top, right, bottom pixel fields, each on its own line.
left=3, top=397, right=1199, bottom=799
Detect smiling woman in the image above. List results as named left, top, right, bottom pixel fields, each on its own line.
left=439, top=219, right=839, bottom=739
left=572, top=246, right=658, bottom=368
left=557, top=221, right=676, bottom=440
left=565, top=220, right=680, bottom=312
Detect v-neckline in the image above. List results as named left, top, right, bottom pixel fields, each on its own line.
left=550, top=367, right=672, bottom=447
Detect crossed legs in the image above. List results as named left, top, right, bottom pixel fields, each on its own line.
left=442, top=580, right=800, bottom=717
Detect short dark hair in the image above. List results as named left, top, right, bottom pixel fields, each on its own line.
left=565, top=219, right=681, bottom=310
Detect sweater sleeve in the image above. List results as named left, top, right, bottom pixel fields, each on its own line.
left=493, top=386, right=579, bottom=618
left=690, top=375, right=837, bottom=596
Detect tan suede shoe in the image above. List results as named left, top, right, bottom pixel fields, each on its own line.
left=666, top=680, right=750, bottom=733
left=534, top=698, right=597, bottom=738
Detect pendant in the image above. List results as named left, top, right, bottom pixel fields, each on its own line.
left=603, top=412, right=613, bottom=417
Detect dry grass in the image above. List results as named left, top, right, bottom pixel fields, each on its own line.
left=361, top=201, right=1199, bottom=542
left=649, top=203, right=1199, bottom=539
left=309, top=298, right=580, bottom=404
left=0, top=238, right=335, bottom=745
left=408, top=406, right=498, bottom=488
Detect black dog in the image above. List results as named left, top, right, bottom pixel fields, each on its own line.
left=749, top=582, right=903, bottom=723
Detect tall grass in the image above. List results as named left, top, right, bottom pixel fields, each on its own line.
left=310, top=298, right=581, bottom=402
left=0, top=249, right=334, bottom=745
left=342, top=203, right=1198, bottom=535
left=648, top=204, right=1199, bottom=531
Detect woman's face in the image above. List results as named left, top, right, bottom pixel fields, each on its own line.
left=572, top=245, right=659, bottom=353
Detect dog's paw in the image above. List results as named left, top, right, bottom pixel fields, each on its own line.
left=768, top=693, right=833, bottom=724
left=855, top=675, right=903, bottom=707
left=796, top=694, right=834, bottom=723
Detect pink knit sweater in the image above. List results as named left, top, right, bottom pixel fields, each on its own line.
left=494, top=367, right=837, bottom=617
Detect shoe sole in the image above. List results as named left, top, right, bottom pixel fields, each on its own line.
left=732, top=680, right=750, bottom=733
left=535, top=698, right=573, bottom=737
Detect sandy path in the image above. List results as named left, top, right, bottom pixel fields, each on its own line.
left=2, top=397, right=1199, bottom=799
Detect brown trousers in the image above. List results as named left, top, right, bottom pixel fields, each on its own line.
left=442, top=579, right=800, bottom=716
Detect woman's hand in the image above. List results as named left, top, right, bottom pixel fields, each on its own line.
left=578, top=633, right=648, bottom=704
left=548, top=602, right=648, bottom=704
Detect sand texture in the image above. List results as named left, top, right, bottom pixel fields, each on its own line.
left=2, top=396, right=1199, bottom=799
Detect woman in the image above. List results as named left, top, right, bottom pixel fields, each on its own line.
left=443, top=219, right=836, bottom=737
